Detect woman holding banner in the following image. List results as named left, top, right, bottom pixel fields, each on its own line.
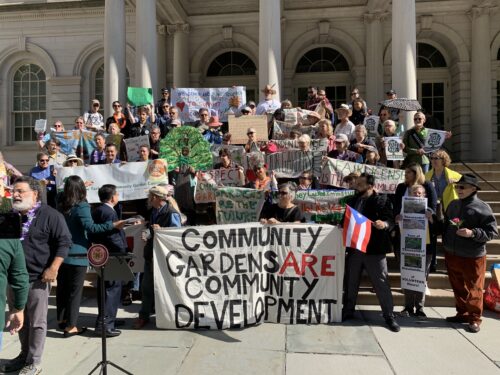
left=260, top=183, right=304, bottom=224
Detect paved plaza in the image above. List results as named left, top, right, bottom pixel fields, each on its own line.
left=1, top=296, right=499, bottom=375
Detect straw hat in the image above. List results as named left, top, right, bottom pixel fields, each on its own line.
left=335, top=104, right=352, bottom=116
left=63, top=155, right=84, bottom=167
left=261, top=84, right=277, bottom=95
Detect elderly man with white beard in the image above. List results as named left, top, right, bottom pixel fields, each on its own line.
left=1, top=176, right=71, bottom=375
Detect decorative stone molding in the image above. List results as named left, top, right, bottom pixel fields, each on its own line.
left=18, top=36, right=26, bottom=52
left=419, top=15, right=433, bottom=31
left=362, top=11, right=388, bottom=24
left=157, top=25, right=167, bottom=36
left=318, top=20, right=330, bottom=43
left=469, top=5, right=498, bottom=19
left=222, top=26, right=233, bottom=42
left=166, top=23, right=190, bottom=36
left=46, top=76, right=82, bottom=85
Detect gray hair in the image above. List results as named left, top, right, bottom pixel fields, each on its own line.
left=14, top=176, right=43, bottom=202
left=278, top=182, right=296, bottom=201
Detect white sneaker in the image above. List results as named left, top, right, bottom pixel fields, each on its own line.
left=19, top=364, right=42, bottom=375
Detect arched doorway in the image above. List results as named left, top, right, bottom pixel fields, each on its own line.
left=293, top=47, right=351, bottom=109
left=416, top=42, right=449, bottom=130
left=204, top=51, right=258, bottom=103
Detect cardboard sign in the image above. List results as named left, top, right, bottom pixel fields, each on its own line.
left=229, top=115, right=269, bottom=144
left=123, top=135, right=150, bottom=161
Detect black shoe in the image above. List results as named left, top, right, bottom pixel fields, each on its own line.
left=385, top=317, right=401, bottom=332
left=341, top=312, right=354, bottom=322
left=95, top=328, right=121, bottom=338
left=467, top=322, right=480, bottom=333
left=415, top=309, right=427, bottom=319
left=0, top=353, right=26, bottom=372
left=399, top=308, right=414, bottom=318
left=115, top=319, right=126, bottom=327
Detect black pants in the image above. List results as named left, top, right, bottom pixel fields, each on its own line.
left=96, top=277, right=123, bottom=331
left=56, top=263, right=87, bottom=327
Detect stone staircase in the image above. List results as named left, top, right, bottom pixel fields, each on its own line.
left=358, top=162, right=500, bottom=307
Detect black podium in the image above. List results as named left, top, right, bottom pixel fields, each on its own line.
left=87, top=245, right=134, bottom=375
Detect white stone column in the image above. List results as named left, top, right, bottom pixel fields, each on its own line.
left=104, top=0, right=126, bottom=118
left=364, top=12, right=385, bottom=110
left=135, top=0, right=157, bottom=97
left=470, top=6, right=493, bottom=161
left=168, top=24, right=190, bottom=88
left=258, top=0, right=282, bottom=101
left=391, top=0, right=417, bottom=129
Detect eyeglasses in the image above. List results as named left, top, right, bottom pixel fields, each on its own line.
left=113, top=104, right=121, bottom=108
left=278, top=191, right=288, bottom=196
left=430, top=157, right=443, bottom=160
left=39, top=159, right=49, bottom=162
left=54, top=124, right=62, bottom=128
left=455, top=184, right=472, bottom=190
left=12, top=189, right=32, bottom=195
left=93, top=104, right=100, bottom=107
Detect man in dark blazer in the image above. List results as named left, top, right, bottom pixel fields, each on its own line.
left=342, top=173, right=400, bottom=332
left=90, top=184, right=127, bottom=337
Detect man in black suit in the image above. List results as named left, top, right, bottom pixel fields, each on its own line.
left=342, top=173, right=400, bottom=332
left=91, top=184, right=127, bottom=337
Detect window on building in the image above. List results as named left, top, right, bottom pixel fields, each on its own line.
left=296, top=48, right=349, bottom=73
left=296, top=86, right=347, bottom=109
left=420, top=82, right=445, bottom=126
left=94, top=64, right=130, bottom=115
left=12, top=63, right=46, bottom=142
left=207, top=52, right=257, bottom=76
left=417, top=43, right=447, bottom=68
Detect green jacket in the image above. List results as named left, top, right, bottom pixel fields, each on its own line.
left=0, top=239, right=29, bottom=328
left=63, top=202, right=114, bottom=267
left=402, top=127, right=429, bottom=167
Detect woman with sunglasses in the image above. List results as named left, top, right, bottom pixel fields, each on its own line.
left=260, top=183, right=304, bottom=224
left=29, top=152, right=57, bottom=207
left=425, top=149, right=462, bottom=271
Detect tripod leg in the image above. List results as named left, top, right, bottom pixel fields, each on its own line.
left=88, top=361, right=103, bottom=375
left=107, top=361, right=134, bottom=375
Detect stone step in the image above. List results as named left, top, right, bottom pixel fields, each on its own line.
left=386, top=253, right=500, bottom=270
left=451, top=163, right=500, bottom=173
left=454, top=171, right=500, bottom=181
left=486, top=201, right=500, bottom=211
left=477, top=191, right=500, bottom=201
left=360, top=271, right=492, bottom=289
left=356, top=287, right=456, bottom=307
left=478, top=181, right=500, bottom=191
left=436, top=239, right=500, bottom=255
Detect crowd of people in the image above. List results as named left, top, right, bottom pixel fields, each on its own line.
left=0, top=84, right=497, bottom=374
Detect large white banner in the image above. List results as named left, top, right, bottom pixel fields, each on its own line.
left=400, top=196, right=427, bottom=293
left=56, top=160, right=168, bottom=203
left=320, top=157, right=404, bottom=194
left=171, top=87, right=246, bottom=122
left=153, top=223, right=344, bottom=329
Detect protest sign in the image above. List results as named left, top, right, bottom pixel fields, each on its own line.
left=283, top=108, right=299, bottom=124
left=363, top=116, right=380, bottom=139
left=215, top=187, right=265, bottom=224
left=34, top=119, right=47, bottom=133
left=123, top=135, right=150, bottom=161
left=160, top=126, right=213, bottom=172
left=127, top=87, right=153, bottom=107
left=423, top=129, right=447, bottom=153
left=266, top=150, right=323, bottom=178
left=384, top=136, right=404, bottom=161
left=211, top=145, right=246, bottom=168
left=124, top=223, right=146, bottom=272
left=400, top=196, right=428, bottom=293
left=171, top=87, right=246, bottom=122
left=245, top=151, right=265, bottom=171
left=272, top=120, right=315, bottom=140
left=269, top=138, right=328, bottom=153
left=153, top=223, right=344, bottom=329
left=229, top=115, right=268, bottom=144
left=294, top=190, right=355, bottom=224
left=53, top=130, right=97, bottom=160
left=55, top=160, right=168, bottom=203
left=194, top=169, right=243, bottom=204
left=320, top=157, right=404, bottom=194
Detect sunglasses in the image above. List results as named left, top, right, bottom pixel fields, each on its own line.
left=39, top=159, right=49, bottom=162
left=113, top=104, right=121, bottom=108
left=299, top=176, right=311, bottom=180
left=247, top=132, right=255, bottom=135
left=455, top=184, right=472, bottom=190
left=414, top=118, right=424, bottom=121
left=278, top=191, right=288, bottom=196
left=54, top=125, right=62, bottom=128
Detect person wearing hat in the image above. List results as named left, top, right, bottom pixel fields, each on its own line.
left=203, top=116, right=223, bottom=145
left=247, top=101, right=257, bottom=115
left=256, top=84, right=281, bottom=115
left=134, top=185, right=181, bottom=330
left=299, top=111, right=321, bottom=127
left=240, top=106, right=252, bottom=116
left=326, top=133, right=362, bottom=164
left=442, top=173, right=498, bottom=333
left=63, top=155, right=84, bottom=167
left=244, top=127, right=259, bottom=153
left=333, top=104, right=355, bottom=139
left=83, top=99, right=104, bottom=131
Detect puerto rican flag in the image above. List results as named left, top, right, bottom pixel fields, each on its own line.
left=343, top=205, right=372, bottom=253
